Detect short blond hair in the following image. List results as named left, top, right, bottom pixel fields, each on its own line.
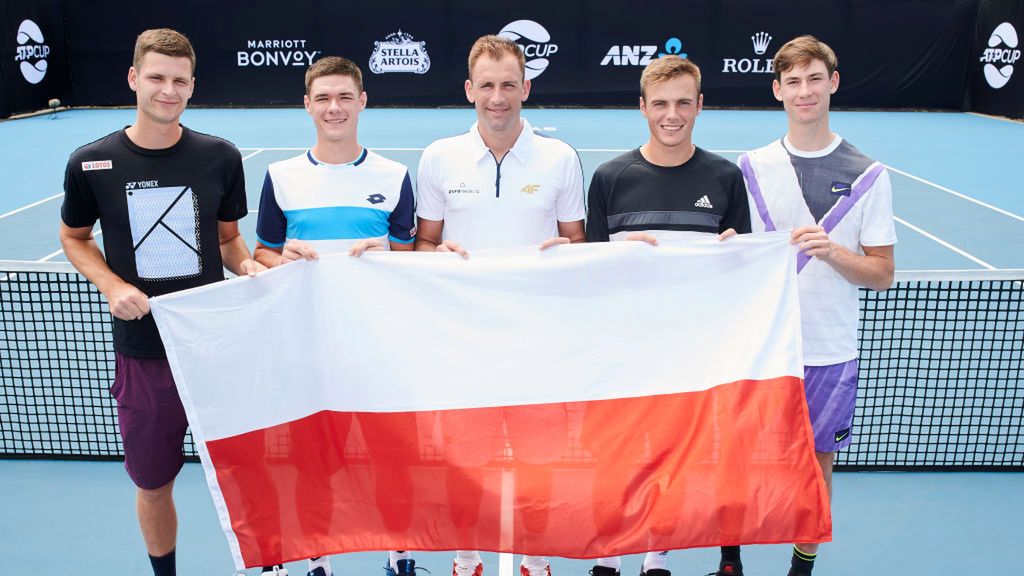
left=467, top=35, right=525, bottom=80
left=773, top=35, right=838, bottom=82
left=640, top=55, right=701, bottom=99
left=304, top=56, right=363, bottom=95
left=133, top=29, right=195, bottom=74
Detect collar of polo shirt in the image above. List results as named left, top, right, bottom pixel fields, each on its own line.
left=468, top=118, right=535, bottom=165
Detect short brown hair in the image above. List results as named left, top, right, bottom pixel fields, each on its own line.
left=467, top=35, right=525, bottom=81
left=640, top=55, right=701, bottom=99
left=304, top=56, right=364, bottom=94
left=133, top=29, right=195, bottom=74
left=773, top=35, right=838, bottom=82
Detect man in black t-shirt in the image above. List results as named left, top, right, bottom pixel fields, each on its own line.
left=583, top=55, right=751, bottom=576
left=58, top=29, right=264, bottom=576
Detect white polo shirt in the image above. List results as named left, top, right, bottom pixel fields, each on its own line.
left=416, top=119, right=585, bottom=250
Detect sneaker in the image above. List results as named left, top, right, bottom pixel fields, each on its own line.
left=261, top=567, right=288, bottom=576
left=640, top=569, right=670, bottom=576
left=520, top=563, right=551, bottom=576
left=589, top=567, right=619, bottom=576
left=452, top=561, right=483, bottom=576
left=307, top=567, right=329, bottom=576
left=386, top=558, right=431, bottom=576
left=706, top=562, right=742, bottom=576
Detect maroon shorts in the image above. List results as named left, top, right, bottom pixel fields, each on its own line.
left=111, top=352, right=189, bottom=489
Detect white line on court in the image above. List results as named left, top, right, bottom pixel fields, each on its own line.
left=34, top=230, right=103, bottom=263
left=884, top=164, right=1024, bottom=224
left=894, top=215, right=995, bottom=270
left=0, top=193, right=63, bottom=221
left=241, top=149, right=264, bottom=161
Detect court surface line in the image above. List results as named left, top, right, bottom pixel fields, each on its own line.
left=884, top=164, right=1024, bottom=224
left=3, top=148, right=269, bottom=227
left=894, top=215, right=995, bottom=270
left=0, top=193, right=63, bottom=221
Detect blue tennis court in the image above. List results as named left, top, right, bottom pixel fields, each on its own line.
left=1, top=107, right=1022, bottom=575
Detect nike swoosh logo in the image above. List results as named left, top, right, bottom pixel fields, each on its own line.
left=835, top=431, right=850, bottom=441
left=831, top=186, right=851, bottom=193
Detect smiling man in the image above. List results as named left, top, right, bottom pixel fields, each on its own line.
left=583, top=55, right=750, bottom=576
left=414, top=34, right=585, bottom=576
left=252, top=55, right=417, bottom=576
left=59, top=28, right=263, bottom=576
left=736, top=36, right=895, bottom=576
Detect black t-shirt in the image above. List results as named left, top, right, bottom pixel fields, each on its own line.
left=585, top=147, right=751, bottom=241
left=61, top=126, right=247, bottom=358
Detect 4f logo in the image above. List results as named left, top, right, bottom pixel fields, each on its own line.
left=521, top=184, right=540, bottom=194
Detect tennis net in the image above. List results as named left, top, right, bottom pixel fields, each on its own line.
left=1, top=261, right=1021, bottom=470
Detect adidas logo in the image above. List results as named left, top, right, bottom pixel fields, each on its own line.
left=694, top=195, right=713, bottom=209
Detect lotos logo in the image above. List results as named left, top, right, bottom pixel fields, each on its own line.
left=15, top=19, right=50, bottom=84
left=499, top=20, right=558, bottom=80
left=979, top=22, right=1020, bottom=89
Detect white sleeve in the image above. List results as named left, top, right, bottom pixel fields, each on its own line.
left=556, top=146, right=586, bottom=222
left=415, top=145, right=445, bottom=221
left=738, top=153, right=768, bottom=234
left=859, top=167, right=897, bottom=247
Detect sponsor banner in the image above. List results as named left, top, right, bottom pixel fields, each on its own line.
left=151, top=235, right=829, bottom=569
left=15, top=1, right=987, bottom=112
left=967, top=0, right=1024, bottom=119
left=0, top=0, right=70, bottom=118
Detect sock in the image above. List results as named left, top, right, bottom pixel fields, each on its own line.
left=262, top=567, right=282, bottom=574
left=521, top=555, right=548, bottom=574
left=642, top=551, right=668, bottom=572
left=791, top=546, right=817, bottom=575
left=310, top=555, right=332, bottom=576
left=720, top=546, right=742, bottom=573
left=391, top=551, right=411, bottom=571
left=596, top=557, right=621, bottom=571
left=149, top=549, right=176, bottom=576
left=456, top=551, right=482, bottom=567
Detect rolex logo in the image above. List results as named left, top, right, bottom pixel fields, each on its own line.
left=751, top=32, right=772, bottom=55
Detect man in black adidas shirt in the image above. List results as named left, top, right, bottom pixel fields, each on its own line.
left=58, top=29, right=263, bottom=576
left=586, top=56, right=750, bottom=243
left=583, top=55, right=750, bottom=576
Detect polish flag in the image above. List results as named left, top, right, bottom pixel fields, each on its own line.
left=151, top=233, right=830, bottom=570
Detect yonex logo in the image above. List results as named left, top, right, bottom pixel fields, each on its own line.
left=367, top=193, right=386, bottom=204
left=14, top=19, right=49, bottom=85
left=830, top=182, right=851, bottom=196
left=980, top=22, right=1020, bottom=89
left=694, top=195, right=713, bottom=209
left=499, top=20, right=558, bottom=80
left=521, top=184, right=540, bottom=194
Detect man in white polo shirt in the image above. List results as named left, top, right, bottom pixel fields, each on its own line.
left=415, top=34, right=585, bottom=576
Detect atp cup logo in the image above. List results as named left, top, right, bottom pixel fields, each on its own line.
left=369, top=31, right=430, bottom=74
left=499, top=20, right=558, bottom=80
left=14, top=19, right=50, bottom=84
left=979, top=22, right=1020, bottom=89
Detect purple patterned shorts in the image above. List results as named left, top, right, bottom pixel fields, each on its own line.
left=111, top=353, right=188, bottom=489
left=804, top=359, right=859, bottom=453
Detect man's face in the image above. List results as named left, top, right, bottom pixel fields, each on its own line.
left=465, top=54, right=531, bottom=135
left=304, top=74, right=367, bottom=144
left=639, top=74, right=703, bottom=150
left=128, top=52, right=194, bottom=125
left=773, top=59, right=839, bottom=126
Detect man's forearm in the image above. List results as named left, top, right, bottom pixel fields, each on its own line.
left=220, top=233, right=254, bottom=276
left=826, top=246, right=894, bottom=291
left=60, top=231, right=126, bottom=296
